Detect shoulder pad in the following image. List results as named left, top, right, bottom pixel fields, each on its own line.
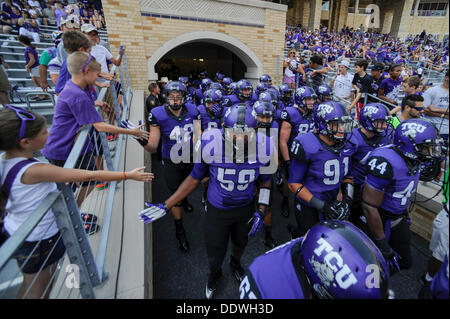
left=223, top=97, right=233, bottom=107
left=148, top=108, right=160, bottom=126
left=280, top=109, right=291, bottom=122
left=365, top=156, right=394, bottom=180
left=290, top=138, right=306, bottom=162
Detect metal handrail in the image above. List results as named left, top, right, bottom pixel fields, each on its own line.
left=0, top=192, right=61, bottom=270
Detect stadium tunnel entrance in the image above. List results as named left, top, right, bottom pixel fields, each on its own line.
left=147, top=31, right=264, bottom=83
left=155, top=42, right=247, bottom=82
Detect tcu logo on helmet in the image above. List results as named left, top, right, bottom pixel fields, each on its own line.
left=297, top=87, right=306, bottom=95
left=402, top=123, right=426, bottom=139
left=363, top=106, right=379, bottom=117
left=317, top=103, right=333, bottom=117
left=318, top=86, right=327, bottom=93
left=215, top=90, right=222, bottom=98
left=309, top=237, right=358, bottom=289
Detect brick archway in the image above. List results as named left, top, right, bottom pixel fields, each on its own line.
left=147, top=31, right=264, bottom=81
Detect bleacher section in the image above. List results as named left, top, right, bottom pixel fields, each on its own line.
left=1, top=24, right=109, bottom=126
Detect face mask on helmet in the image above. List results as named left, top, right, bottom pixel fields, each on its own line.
left=415, top=139, right=444, bottom=163
left=325, top=117, right=353, bottom=143
left=238, top=82, right=253, bottom=100
left=371, top=119, right=389, bottom=134
left=281, top=91, right=293, bottom=103
left=167, top=93, right=184, bottom=110
left=303, top=97, right=316, bottom=114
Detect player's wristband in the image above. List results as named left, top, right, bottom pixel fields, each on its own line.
left=258, top=187, right=271, bottom=207
left=309, top=196, right=325, bottom=211
left=137, top=137, right=148, bottom=146
left=342, top=183, right=354, bottom=201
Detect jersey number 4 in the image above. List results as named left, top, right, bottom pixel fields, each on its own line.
left=169, top=124, right=193, bottom=143
left=393, top=180, right=415, bottom=206
left=217, top=168, right=256, bottom=192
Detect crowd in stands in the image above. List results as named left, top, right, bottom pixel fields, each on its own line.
left=0, top=0, right=106, bottom=37
left=285, top=24, right=449, bottom=78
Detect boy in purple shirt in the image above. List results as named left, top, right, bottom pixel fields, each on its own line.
left=378, top=64, right=403, bottom=109
left=42, top=52, right=148, bottom=209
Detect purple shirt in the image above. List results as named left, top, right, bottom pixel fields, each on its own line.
left=24, top=46, right=39, bottom=69
left=54, top=8, right=67, bottom=27
left=379, top=77, right=402, bottom=103
left=42, top=80, right=102, bottom=161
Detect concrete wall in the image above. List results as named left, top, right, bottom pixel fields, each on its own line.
left=102, top=0, right=287, bottom=90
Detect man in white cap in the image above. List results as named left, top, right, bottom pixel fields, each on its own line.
left=82, top=23, right=124, bottom=75
left=330, top=59, right=353, bottom=102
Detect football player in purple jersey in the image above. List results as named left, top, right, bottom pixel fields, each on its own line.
left=259, top=74, right=279, bottom=100
left=240, top=220, right=392, bottom=299
left=287, top=101, right=354, bottom=238
left=279, top=86, right=316, bottom=218
left=316, top=83, right=332, bottom=103
left=343, top=103, right=393, bottom=228
left=253, top=100, right=279, bottom=249
left=222, top=77, right=233, bottom=95
left=141, top=81, right=201, bottom=252
left=143, top=104, right=275, bottom=299
left=197, top=88, right=226, bottom=211
left=361, top=119, right=444, bottom=274
left=223, top=79, right=253, bottom=108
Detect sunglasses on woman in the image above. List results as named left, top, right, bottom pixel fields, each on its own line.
left=4, top=104, right=36, bottom=141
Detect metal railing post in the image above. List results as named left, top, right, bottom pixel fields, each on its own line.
left=55, top=184, right=102, bottom=290
left=109, top=77, right=121, bottom=124
left=118, top=65, right=128, bottom=110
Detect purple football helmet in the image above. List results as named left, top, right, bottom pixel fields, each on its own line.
left=394, top=118, right=443, bottom=163
left=359, top=103, right=391, bottom=135
left=223, top=103, right=257, bottom=131
left=222, top=77, right=233, bottom=89
left=253, top=100, right=275, bottom=128
left=259, top=74, right=272, bottom=85
left=178, top=76, right=189, bottom=86
left=301, top=220, right=392, bottom=299
left=256, top=82, right=268, bottom=96
left=229, top=82, right=238, bottom=95
left=259, top=91, right=278, bottom=109
left=316, top=84, right=332, bottom=102
left=279, top=84, right=294, bottom=104
left=201, top=78, right=213, bottom=91
left=164, top=81, right=187, bottom=110
left=203, top=88, right=224, bottom=117
left=199, top=70, right=207, bottom=79
left=314, top=101, right=353, bottom=145
left=210, top=82, right=223, bottom=92
left=237, top=79, right=253, bottom=100
left=295, top=86, right=317, bottom=115
left=215, top=72, right=225, bottom=82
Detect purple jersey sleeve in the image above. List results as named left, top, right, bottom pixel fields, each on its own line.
left=190, top=162, right=208, bottom=181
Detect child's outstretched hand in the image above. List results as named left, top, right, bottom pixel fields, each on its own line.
left=130, top=124, right=150, bottom=140
left=126, top=167, right=154, bottom=182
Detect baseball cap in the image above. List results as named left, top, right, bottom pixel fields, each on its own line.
left=61, top=14, right=80, bottom=29
left=81, top=23, right=97, bottom=34
left=340, top=59, right=350, bottom=68
left=370, top=64, right=384, bottom=71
